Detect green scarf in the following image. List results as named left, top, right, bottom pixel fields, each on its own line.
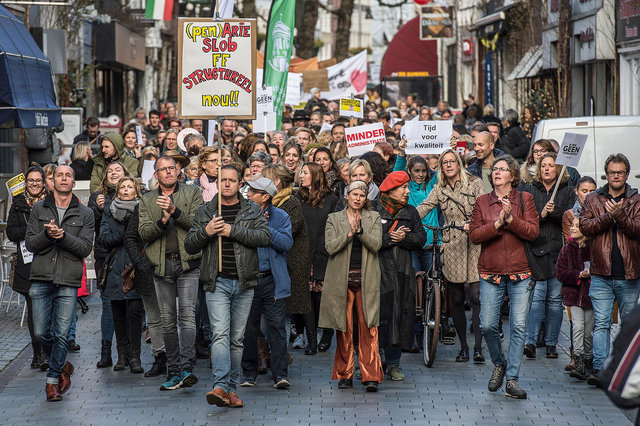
left=380, top=192, right=406, bottom=218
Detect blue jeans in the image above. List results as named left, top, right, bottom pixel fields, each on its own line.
left=480, top=276, right=534, bottom=381
left=589, top=275, right=640, bottom=369
left=525, top=277, right=563, bottom=346
left=68, top=307, right=77, bottom=341
left=100, top=295, right=114, bottom=341
left=411, top=248, right=435, bottom=275
left=29, top=282, right=77, bottom=384
left=207, top=277, right=255, bottom=393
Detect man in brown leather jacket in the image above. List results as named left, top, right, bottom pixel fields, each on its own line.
left=579, top=153, right=640, bottom=387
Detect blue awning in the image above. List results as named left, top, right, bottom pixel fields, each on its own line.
left=0, top=5, right=61, bottom=129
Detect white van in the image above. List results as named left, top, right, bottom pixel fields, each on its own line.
left=532, top=116, right=640, bottom=189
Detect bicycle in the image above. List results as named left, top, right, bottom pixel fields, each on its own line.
left=417, top=222, right=465, bottom=367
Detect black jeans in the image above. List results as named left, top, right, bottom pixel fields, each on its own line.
left=241, top=276, right=287, bottom=380
left=111, top=299, right=144, bottom=359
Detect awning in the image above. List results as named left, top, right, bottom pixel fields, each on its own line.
left=380, top=17, right=438, bottom=79
left=0, top=5, right=61, bottom=128
left=468, top=4, right=517, bottom=37
left=507, top=46, right=542, bottom=80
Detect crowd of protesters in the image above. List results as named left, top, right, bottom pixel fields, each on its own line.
left=7, top=95, right=640, bottom=406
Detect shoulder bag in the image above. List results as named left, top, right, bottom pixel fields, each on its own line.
left=121, top=246, right=146, bottom=293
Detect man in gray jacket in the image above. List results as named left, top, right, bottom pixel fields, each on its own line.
left=185, top=164, right=271, bottom=408
left=25, top=165, right=94, bottom=402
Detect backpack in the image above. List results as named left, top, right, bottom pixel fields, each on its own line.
left=600, top=303, right=640, bottom=408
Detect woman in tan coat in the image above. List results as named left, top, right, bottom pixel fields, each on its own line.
left=417, top=149, right=485, bottom=363
left=318, top=180, right=384, bottom=392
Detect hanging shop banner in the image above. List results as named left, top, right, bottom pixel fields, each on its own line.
left=178, top=18, right=257, bottom=119
left=345, top=122, right=386, bottom=157
left=404, top=120, right=452, bottom=155
left=339, top=98, right=364, bottom=118
left=420, top=6, right=453, bottom=39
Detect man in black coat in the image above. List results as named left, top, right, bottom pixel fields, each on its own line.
left=499, top=109, right=530, bottom=163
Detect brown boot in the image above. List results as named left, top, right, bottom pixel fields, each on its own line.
left=206, top=387, right=229, bottom=407
left=228, top=392, right=244, bottom=408
left=257, top=336, right=269, bottom=374
left=58, top=361, right=75, bottom=394
left=46, top=383, right=62, bottom=402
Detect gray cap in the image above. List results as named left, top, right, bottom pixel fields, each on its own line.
left=246, top=175, right=277, bottom=197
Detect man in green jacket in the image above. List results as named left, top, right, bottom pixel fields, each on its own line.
left=138, top=155, right=204, bottom=391
left=90, top=133, right=139, bottom=192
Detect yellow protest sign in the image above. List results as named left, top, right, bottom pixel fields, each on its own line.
left=339, top=98, right=363, bottom=119
left=7, top=173, right=25, bottom=197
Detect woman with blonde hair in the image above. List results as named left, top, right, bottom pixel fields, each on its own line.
left=70, top=142, right=94, bottom=180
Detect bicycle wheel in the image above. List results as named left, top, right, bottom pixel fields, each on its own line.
left=423, top=279, right=441, bottom=367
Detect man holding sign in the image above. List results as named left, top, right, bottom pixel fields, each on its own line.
left=579, top=153, right=640, bottom=388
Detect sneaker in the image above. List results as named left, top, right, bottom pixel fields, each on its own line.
left=241, top=376, right=256, bottom=387
left=505, top=379, right=527, bottom=399
left=387, top=366, right=405, bottom=381
left=473, top=349, right=485, bottom=363
left=160, top=374, right=182, bottom=391
left=587, top=370, right=601, bottom=387
left=292, top=334, right=306, bottom=349
left=179, top=371, right=198, bottom=388
left=488, top=364, right=506, bottom=392
left=523, top=344, right=536, bottom=359
left=274, top=377, right=291, bottom=389
left=546, top=345, right=558, bottom=359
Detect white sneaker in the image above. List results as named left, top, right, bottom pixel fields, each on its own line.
left=292, top=334, right=306, bottom=349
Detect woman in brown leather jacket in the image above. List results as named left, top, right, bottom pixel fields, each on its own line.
left=469, top=155, right=539, bottom=400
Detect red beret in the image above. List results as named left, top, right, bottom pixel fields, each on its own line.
left=379, top=171, right=410, bottom=193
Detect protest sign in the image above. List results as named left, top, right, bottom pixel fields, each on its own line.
left=319, top=122, right=333, bottom=134
left=404, top=120, right=452, bottom=155
left=455, top=140, right=466, bottom=158
left=252, top=112, right=277, bottom=133
left=207, top=120, right=216, bottom=146
left=320, top=50, right=367, bottom=99
left=178, top=18, right=256, bottom=119
left=345, top=122, right=386, bottom=157
left=135, top=125, right=144, bottom=146
left=285, top=72, right=302, bottom=105
left=339, top=98, right=363, bottom=119
left=141, top=160, right=156, bottom=191
left=19, top=241, right=33, bottom=264
left=177, top=128, right=199, bottom=152
left=6, top=173, right=25, bottom=198
left=555, top=133, right=588, bottom=167
left=256, top=86, right=274, bottom=114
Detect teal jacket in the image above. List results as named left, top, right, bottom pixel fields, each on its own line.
left=394, top=155, right=440, bottom=246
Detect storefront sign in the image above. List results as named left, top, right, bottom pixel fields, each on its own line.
left=462, top=38, right=474, bottom=62
left=178, top=18, right=257, bottom=119
left=617, top=0, right=640, bottom=43
left=404, top=120, right=452, bottom=155
left=420, top=6, right=453, bottom=39
left=484, top=51, right=493, bottom=106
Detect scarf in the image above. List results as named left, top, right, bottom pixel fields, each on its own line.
left=24, top=188, right=46, bottom=207
left=326, top=169, right=338, bottom=188
left=272, top=186, right=292, bottom=208
left=379, top=192, right=407, bottom=219
left=110, top=197, right=139, bottom=222
left=573, top=198, right=583, bottom=217
left=199, top=173, right=218, bottom=202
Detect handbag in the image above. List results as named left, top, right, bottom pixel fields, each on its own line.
left=97, top=248, right=118, bottom=291
left=121, top=246, right=146, bottom=294
left=519, top=192, right=555, bottom=281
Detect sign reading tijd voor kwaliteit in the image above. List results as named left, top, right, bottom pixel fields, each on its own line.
left=345, top=122, right=386, bottom=157
left=404, top=120, right=452, bottom=155
left=178, top=19, right=257, bottom=119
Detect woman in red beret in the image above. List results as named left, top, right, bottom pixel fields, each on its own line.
left=416, top=149, right=485, bottom=363
left=375, top=171, right=427, bottom=381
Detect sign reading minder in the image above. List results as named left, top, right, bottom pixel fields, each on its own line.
left=404, top=120, right=452, bottom=155
left=345, top=122, right=386, bottom=157
left=178, top=19, right=257, bottom=119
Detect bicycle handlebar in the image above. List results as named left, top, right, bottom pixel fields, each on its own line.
left=424, top=222, right=466, bottom=232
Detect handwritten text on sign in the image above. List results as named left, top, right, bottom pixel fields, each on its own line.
left=178, top=19, right=256, bottom=119
left=345, top=122, right=386, bottom=157
left=555, top=132, right=588, bottom=168
left=404, top=120, right=452, bottom=155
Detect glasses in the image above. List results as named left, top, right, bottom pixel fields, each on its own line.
left=248, top=188, right=266, bottom=196
left=607, top=170, right=627, bottom=177
left=156, top=166, right=177, bottom=173
left=442, top=160, right=457, bottom=166
left=532, top=149, right=548, bottom=155
left=27, top=179, right=43, bottom=184
left=492, top=167, right=510, bottom=173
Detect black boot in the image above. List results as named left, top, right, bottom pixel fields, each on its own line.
left=30, top=342, right=43, bottom=369
left=570, top=355, right=587, bottom=380
left=318, top=329, right=333, bottom=352
left=584, top=355, right=594, bottom=376
left=113, top=345, right=130, bottom=371
left=305, top=329, right=317, bottom=355
left=145, top=352, right=167, bottom=377
left=96, top=340, right=113, bottom=368
left=39, top=347, right=49, bottom=371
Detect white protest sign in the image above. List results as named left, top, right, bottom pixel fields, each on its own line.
left=256, top=86, right=274, bottom=114
left=207, top=120, right=216, bottom=146
left=319, top=122, right=333, bottom=134
left=178, top=19, right=257, bottom=119
left=555, top=133, right=588, bottom=167
left=141, top=160, right=156, bottom=191
left=404, top=120, right=452, bottom=155
left=285, top=72, right=302, bottom=105
left=135, top=125, right=144, bottom=146
left=252, top=112, right=277, bottom=133
left=320, top=50, right=367, bottom=99
left=345, top=122, right=386, bottom=157
left=19, top=241, right=33, bottom=264
left=339, top=98, right=363, bottom=118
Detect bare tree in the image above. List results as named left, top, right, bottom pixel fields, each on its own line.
left=557, top=0, right=571, bottom=117
left=334, top=0, right=355, bottom=61
left=297, top=0, right=320, bottom=58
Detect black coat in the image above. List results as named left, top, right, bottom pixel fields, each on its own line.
left=296, top=191, right=339, bottom=281
left=376, top=203, right=427, bottom=350
left=98, top=206, right=140, bottom=300
left=88, top=190, right=114, bottom=270
left=6, top=193, right=34, bottom=294
left=500, top=125, right=530, bottom=163
left=124, top=206, right=156, bottom=297
left=522, top=180, right=576, bottom=264
left=70, top=158, right=94, bottom=181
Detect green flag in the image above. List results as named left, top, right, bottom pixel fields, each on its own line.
left=263, top=0, right=295, bottom=130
